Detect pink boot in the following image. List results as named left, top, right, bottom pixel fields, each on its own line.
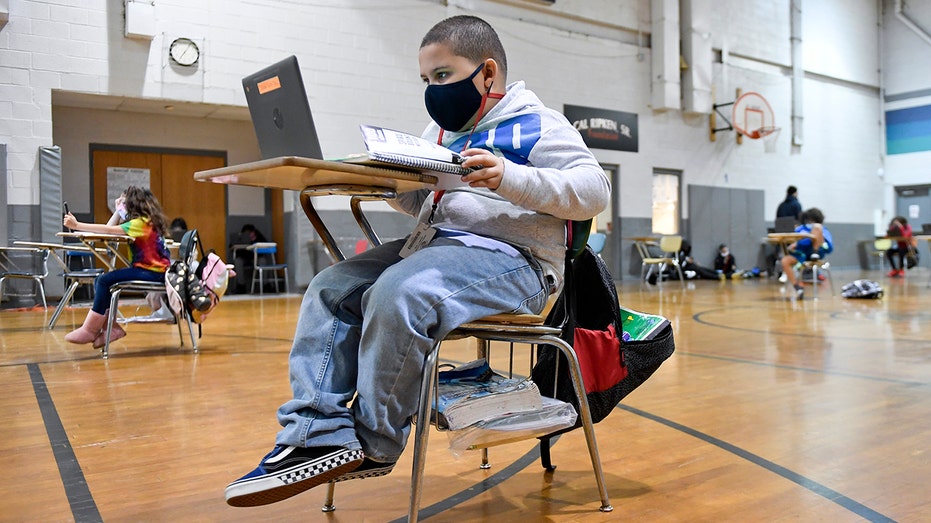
left=64, top=310, right=107, bottom=345
left=93, top=321, right=126, bottom=349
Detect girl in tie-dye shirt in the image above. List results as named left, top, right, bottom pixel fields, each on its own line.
left=62, top=186, right=171, bottom=348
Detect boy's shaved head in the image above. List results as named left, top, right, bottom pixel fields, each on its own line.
left=421, top=15, right=508, bottom=77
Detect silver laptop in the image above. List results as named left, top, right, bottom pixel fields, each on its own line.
left=242, top=55, right=323, bottom=160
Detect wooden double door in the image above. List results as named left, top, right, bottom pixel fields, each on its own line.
left=91, top=148, right=227, bottom=256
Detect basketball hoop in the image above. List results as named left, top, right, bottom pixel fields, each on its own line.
left=731, top=92, right=775, bottom=139
left=710, top=90, right=778, bottom=144
left=758, top=126, right=781, bottom=153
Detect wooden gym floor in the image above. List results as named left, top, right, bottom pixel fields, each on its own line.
left=1, top=268, right=928, bottom=522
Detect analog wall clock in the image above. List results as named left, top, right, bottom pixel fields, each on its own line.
left=169, top=37, right=200, bottom=67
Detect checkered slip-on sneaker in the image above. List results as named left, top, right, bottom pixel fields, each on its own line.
left=331, top=458, right=395, bottom=483
left=225, top=445, right=363, bottom=507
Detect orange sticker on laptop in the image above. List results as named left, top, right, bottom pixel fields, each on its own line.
left=257, top=76, right=281, bottom=94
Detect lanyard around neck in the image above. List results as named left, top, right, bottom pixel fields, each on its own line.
left=429, top=87, right=504, bottom=222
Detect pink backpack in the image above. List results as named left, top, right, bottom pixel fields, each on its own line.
left=165, top=230, right=234, bottom=324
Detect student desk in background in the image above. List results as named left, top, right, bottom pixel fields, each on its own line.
left=0, top=246, right=37, bottom=273
left=17, top=238, right=126, bottom=328
left=765, top=232, right=815, bottom=279
left=765, top=232, right=814, bottom=257
left=13, top=241, right=103, bottom=274
left=57, top=231, right=134, bottom=270
left=0, top=246, right=50, bottom=273
left=193, top=156, right=437, bottom=263
left=625, top=236, right=660, bottom=262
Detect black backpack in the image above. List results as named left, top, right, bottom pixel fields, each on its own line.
left=532, top=246, right=676, bottom=426
left=529, top=241, right=676, bottom=468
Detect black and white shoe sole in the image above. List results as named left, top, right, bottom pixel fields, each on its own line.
left=331, top=463, right=395, bottom=483
left=225, top=448, right=364, bottom=507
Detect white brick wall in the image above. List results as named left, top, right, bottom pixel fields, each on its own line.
left=0, top=0, right=916, bottom=228
left=881, top=0, right=931, bottom=194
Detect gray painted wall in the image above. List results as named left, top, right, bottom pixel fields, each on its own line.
left=689, top=185, right=767, bottom=273
left=0, top=144, right=5, bottom=247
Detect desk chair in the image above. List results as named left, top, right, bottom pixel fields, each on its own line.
left=0, top=247, right=49, bottom=309
left=799, top=256, right=834, bottom=300
left=48, top=267, right=105, bottom=329
left=321, top=221, right=613, bottom=523
left=251, top=242, right=289, bottom=294
left=99, top=280, right=198, bottom=359
left=587, top=232, right=607, bottom=255
left=871, top=238, right=892, bottom=274
left=65, top=250, right=100, bottom=299
left=638, top=235, right=685, bottom=289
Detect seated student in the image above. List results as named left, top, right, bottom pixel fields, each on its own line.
left=231, top=224, right=268, bottom=293
left=62, top=186, right=171, bottom=346
left=885, top=216, right=915, bottom=278
left=781, top=208, right=833, bottom=300
left=714, top=244, right=738, bottom=279
left=169, top=217, right=188, bottom=243
left=665, top=239, right=721, bottom=281
left=224, top=15, right=609, bottom=507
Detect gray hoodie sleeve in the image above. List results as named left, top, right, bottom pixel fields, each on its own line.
left=493, top=116, right=609, bottom=221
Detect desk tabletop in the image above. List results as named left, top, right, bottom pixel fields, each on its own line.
left=625, top=236, right=660, bottom=242
left=0, top=245, right=47, bottom=253
left=193, top=156, right=438, bottom=193
left=766, top=232, right=813, bottom=241
left=231, top=243, right=270, bottom=252
left=13, top=240, right=96, bottom=252
left=57, top=231, right=133, bottom=242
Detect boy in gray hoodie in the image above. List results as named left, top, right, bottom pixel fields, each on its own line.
left=226, top=14, right=609, bottom=507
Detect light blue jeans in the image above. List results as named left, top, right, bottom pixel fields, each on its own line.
left=275, top=237, right=548, bottom=463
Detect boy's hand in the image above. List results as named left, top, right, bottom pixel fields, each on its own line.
left=459, top=148, right=503, bottom=190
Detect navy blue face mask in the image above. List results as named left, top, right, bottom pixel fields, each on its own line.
left=424, top=64, right=486, bottom=132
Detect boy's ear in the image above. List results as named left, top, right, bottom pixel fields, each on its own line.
left=483, top=59, right=504, bottom=90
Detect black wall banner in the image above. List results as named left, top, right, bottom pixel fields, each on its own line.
left=564, top=104, right=638, bottom=152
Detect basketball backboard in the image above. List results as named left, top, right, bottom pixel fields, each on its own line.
left=732, top=92, right=775, bottom=139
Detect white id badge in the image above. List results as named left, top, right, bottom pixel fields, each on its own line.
left=399, top=224, right=436, bottom=258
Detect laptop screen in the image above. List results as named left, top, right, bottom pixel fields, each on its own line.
left=242, top=55, right=323, bottom=160
left=774, top=216, right=796, bottom=233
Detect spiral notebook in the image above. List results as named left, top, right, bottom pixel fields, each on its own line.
left=341, top=124, right=475, bottom=177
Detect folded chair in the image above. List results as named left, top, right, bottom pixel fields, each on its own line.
left=321, top=220, right=613, bottom=522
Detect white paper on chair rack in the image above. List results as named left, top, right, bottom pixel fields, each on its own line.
left=445, top=397, right=577, bottom=452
